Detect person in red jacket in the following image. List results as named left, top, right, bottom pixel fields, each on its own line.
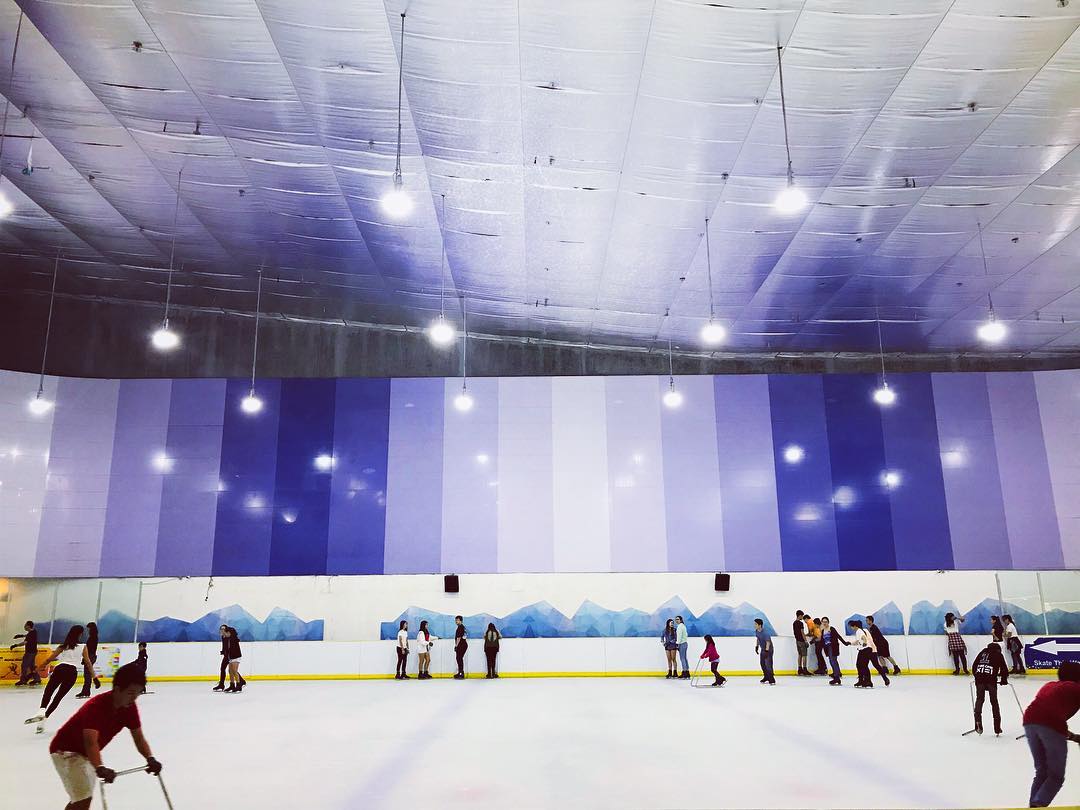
left=1023, top=660, right=1080, bottom=808
left=700, top=634, right=725, bottom=687
left=48, top=662, right=162, bottom=810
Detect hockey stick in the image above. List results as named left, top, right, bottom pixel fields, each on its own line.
left=961, top=678, right=979, bottom=736
left=1008, top=681, right=1026, bottom=740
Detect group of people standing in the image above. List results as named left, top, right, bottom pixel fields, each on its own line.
left=394, top=618, right=503, bottom=679
left=660, top=616, right=691, bottom=679
left=791, top=610, right=901, bottom=686
left=944, top=612, right=1026, bottom=676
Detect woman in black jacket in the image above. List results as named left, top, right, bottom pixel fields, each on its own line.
left=225, top=627, right=244, bottom=693
left=483, top=623, right=501, bottom=679
left=820, top=617, right=849, bottom=685
left=75, top=621, right=101, bottom=698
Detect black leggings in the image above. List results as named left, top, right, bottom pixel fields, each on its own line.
left=952, top=651, right=969, bottom=673
left=218, top=657, right=246, bottom=687
left=41, top=664, right=78, bottom=717
left=396, top=648, right=408, bottom=677
left=77, top=654, right=98, bottom=696
left=974, top=680, right=1001, bottom=729
left=1009, top=646, right=1025, bottom=673
left=485, top=649, right=498, bottom=677
left=455, top=644, right=467, bottom=675
left=856, top=649, right=889, bottom=684
left=710, top=661, right=725, bottom=685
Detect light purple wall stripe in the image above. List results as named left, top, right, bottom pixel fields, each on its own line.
left=99, top=380, right=173, bottom=576
left=155, top=379, right=226, bottom=576
left=441, top=377, right=499, bottom=573
left=35, top=378, right=121, bottom=577
left=713, top=375, right=782, bottom=572
left=496, top=378, right=554, bottom=572
left=603, top=377, right=667, bottom=572
left=384, top=378, right=444, bottom=574
left=660, top=375, right=724, bottom=572
left=1034, top=370, right=1080, bottom=568
left=987, top=372, right=1064, bottom=569
left=931, top=373, right=1011, bottom=568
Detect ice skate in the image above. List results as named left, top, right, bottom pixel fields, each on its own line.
left=24, top=713, right=45, bottom=725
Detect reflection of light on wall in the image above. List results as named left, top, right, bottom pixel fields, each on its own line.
left=245, top=493, right=265, bottom=509
left=833, top=486, right=856, bottom=508
left=9, top=447, right=20, bottom=459
left=216, top=479, right=228, bottom=493
left=488, top=480, right=498, bottom=488
left=614, top=475, right=636, bottom=489
left=314, top=454, right=335, bottom=472
left=783, top=445, right=805, bottom=464
left=476, top=453, right=489, bottom=465
left=151, top=451, right=174, bottom=473
left=881, top=470, right=902, bottom=489
left=941, top=448, right=966, bottom=469
left=794, top=505, right=820, bottom=522
left=281, top=510, right=298, bottom=524
left=632, top=453, right=644, bottom=466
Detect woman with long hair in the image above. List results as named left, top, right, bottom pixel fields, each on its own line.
left=416, top=620, right=436, bottom=680
left=1003, top=614, right=1026, bottom=675
left=24, top=625, right=90, bottom=733
left=991, top=615, right=1005, bottom=645
left=225, top=626, right=244, bottom=693
left=849, top=619, right=890, bottom=688
left=945, top=612, right=968, bottom=675
left=75, top=621, right=100, bottom=699
left=661, top=619, right=678, bottom=678
left=483, top=623, right=501, bottom=679
left=395, top=620, right=410, bottom=680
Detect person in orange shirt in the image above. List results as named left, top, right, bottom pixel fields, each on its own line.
left=810, top=617, right=827, bottom=675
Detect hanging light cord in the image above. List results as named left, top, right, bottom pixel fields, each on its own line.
left=776, top=44, right=794, bottom=184
left=667, top=339, right=674, bottom=381
left=37, top=251, right=60, bottom=397
left=0, top=12, right=23, bottom=192
left=461, top=294, right=468, bottom=388
left=250, top=268, right=263, bottom=391
left=164, top=169, right=182, bottom=322
left=876, top=309, right=887, bottom=381
left=704, top=217, right=715, bottom=322
left=439, top=193, right=446, bottom=318
left=977, top=220, right=994, bottom=313
left=393, top=12, right=406, bottom=184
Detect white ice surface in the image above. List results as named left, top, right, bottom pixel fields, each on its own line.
left=2, top=676, right=1079, bottom=809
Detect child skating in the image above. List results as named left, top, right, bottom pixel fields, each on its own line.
left=700, top=635, right=725, bottom=687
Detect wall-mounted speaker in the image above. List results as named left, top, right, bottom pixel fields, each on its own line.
left=444, top=574, right=459, bottom=593
left=714, top=573, right=730, bottom=592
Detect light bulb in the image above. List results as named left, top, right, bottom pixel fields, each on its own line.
left=27, top=393, right=54, bottom=416
left=240, top=391, right=263, bottom=414
left=151, top=321, right=180, bottom=351
left=700, top=320, right=727, bottom=346
left=872, top=382, right=897, bottom=406
left=662, top=383, right=683, bottom=409
left=381, top=177, right=413, bottom=218
left=773, top=183, right=808, bottom=214
left=783, top=445, right=804, bottom=464
left=454, top=390, right=474, bottom=412
left=0, top=191, right=13, bottom=219
left=428, top=316, right=455, bottom=346
left=314, top=454, right=335, bottom=472
left=977, top=317, right=1007, bottom=344
left=881, top=470, right=901, bottom=489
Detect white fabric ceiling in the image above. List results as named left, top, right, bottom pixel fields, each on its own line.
left=0, top=0, right=1079, bottom=353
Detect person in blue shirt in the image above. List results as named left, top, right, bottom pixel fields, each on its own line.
left=754, top=619, right=775, bottom=685
left=820, top=617, right=849, bottom=685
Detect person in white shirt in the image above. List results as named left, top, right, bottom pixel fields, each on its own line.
left=675, top=616, right=690, bottom=680
left=848, top=620, right=890, bottom=689
left=395, top=621, right=410, bottom=680
left=1002, top=614, right=1026, bottom=675
left=24, top=625, right=92, bottom=733
left=416, top=620, right=437, bottom=680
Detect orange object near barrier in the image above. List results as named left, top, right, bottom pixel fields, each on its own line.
left=0, top=647, right=51, bottom=683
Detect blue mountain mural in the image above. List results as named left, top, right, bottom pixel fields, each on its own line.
left=908, top=598, right=1047, bottom=635
left=379, top=597, right=775, bottom=640
left=843, top=602, right=905, bottom=636
left=137, top=605, right=323, bottom=642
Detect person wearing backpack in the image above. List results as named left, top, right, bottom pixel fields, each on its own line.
left=483, top=623, right=501, bottom=679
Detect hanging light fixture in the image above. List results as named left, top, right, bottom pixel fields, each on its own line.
left=0, top=12, right=24, bottom=221
left=872, top=311, right=896, bottom=406
left=428, top=194, right=456, bottom=346
left=240, top=268, right=265, bottom=414
left=453, top=294, right=474, bottom=412
left=662, top=340, right=683, bottom=408
left=699, top=217, right=727, bottom=346
left=151, top=170, right=182, bottom=352
left=772, top=44, right=807, bottom=215
left=974, top=221, right=1007, bottom=344
left=381, top=12, right=413, bottom=219
left=27, top=251, right=60, bottom=416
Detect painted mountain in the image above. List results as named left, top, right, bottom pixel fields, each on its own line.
left=380, top=597, right=775, bottom=640
left=137, top=605, right=323, bottom=642
left=843, top=602, right=904, bottom=636
left=908, top=598, right=1046, bottom=635
left=31, top=610, right=138, bottom=645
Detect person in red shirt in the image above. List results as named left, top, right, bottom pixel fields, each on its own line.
left=1023, top=660, right=1080, bottom=808
left=48, top=662, right=163, bottom=810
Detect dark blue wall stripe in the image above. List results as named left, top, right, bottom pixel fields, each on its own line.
left=823, top=374, right=897, bottom=570
left=327, top=378, right=391, bottom=574
left=269, top=379, right=337, bottom=575
left=768, top=375, right=840, bottom=571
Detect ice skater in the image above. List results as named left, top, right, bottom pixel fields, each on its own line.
left=991, top=615, right=1005, bottom=646
left=453, top=616, right=468, bottom=680
left=483, top=623, right=501, bottom=678
left=25, top=626, right=92, bottom=734
left=700, top=635, right=725, bottom=687
left=47, top=662, right=162, bottom=810
left=675, top=615, right=690, bottom=679
left=848, top=620, right=889, bottom=688
left=821, top=617, right=848, bottom=685
left=136, top=642, right=148, bottom=692
left=866, top=615, right=901, bottom=675
left=214, top=625, right=246, bottom=691
left=395, top=620, right=410, bottom=680
left=75, top=622, right=101, bottom=699
left=754, top=619, right=775, bottom=685
left=416, top=620, right=436, bottom=679
left=793, top=610, right=809, bottom=676
left=10, top=620, right=42, bottom=686
left=1003, top=614, right=1026, bottom=675
left=1022, top=661, right=1080, bottom=808
left=224, top=626, right=243, bottom=693
left=945, top=612, right=968, bottom=675
left=811, top=618, right=827, bottom=675
left=970, top=641, right=1008, bottom=735
left=661, top=619, right=678, bottom=678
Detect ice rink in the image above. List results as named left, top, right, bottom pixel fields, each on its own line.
left=3, top=675, right=1078, bottom=810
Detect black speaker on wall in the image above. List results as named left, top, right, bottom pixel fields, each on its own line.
left=444, top=574, right=459, bottom=593
left=714, top=573, right=730, bottom=592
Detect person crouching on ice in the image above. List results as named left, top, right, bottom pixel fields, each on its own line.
left=700, top=635, right=725, bottom=687
left=48, top=662, right=162, bottom=810
left=971, top=641, right=1008, bottom=735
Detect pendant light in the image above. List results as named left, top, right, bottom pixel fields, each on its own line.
left=27, top=251, right=60, bottom=416
left=240, top=268, right=264, bottom=414
left=662, top=340, right=683, bottom=408
left=151, top=170, right=182, bottom=351
left=871, top=311, right=896, bottom=406
left=699, top=216, right=726, bottom=345
left=381, top=12, right=413, bottom=219
left=428, top=193, right=455, bottom=346
left=772, top=44, right=807, bottom=215
left=974, top=221, right=1007, bottom=344
left=0, top=12, right=23, bottom=220
left=453, top=295, right=473, bottom=412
